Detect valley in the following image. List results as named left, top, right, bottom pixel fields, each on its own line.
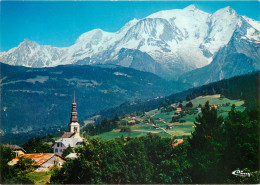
left=1, top=63, right=182, bottom=139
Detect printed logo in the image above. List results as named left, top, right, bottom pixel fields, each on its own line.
left=232, top=170, right=250, bottom=177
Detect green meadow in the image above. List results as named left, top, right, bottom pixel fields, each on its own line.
left=92, top=94, right=245, bottom=140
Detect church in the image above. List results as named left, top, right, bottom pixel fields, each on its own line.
left=53, top=92, right=84, bottom=155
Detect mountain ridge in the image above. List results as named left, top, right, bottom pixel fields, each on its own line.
left=1, top=5, right=259, bottom=80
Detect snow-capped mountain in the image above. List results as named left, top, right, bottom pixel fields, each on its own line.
left=179, top=14, right=260, bottom=87
left=1, top=5, right=259, bottom=79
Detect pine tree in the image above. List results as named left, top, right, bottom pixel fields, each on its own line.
left=188, top=101, right=224, bottom=183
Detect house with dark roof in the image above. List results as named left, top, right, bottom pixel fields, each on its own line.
left=4, top=144, right=26, bottom=157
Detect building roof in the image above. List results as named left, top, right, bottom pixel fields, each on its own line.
left=9, top=153, right=57, bottom=166
left=55, top=137, right=83, bottom=148
left=173, top=139, right=184, bottom=147
left=4, top=144, right=26, bottom=153
left=61, top=132, right=75, bottom=138
left=65, top=153, right=79, bottom=160
left=127, top=120, right=136, bottom=123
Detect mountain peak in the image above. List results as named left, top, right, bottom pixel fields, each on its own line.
left=214, top=6, right=238, bottom=17
left=0, top=5, right=259, bottom=78
left=184, top=4, right=197, bottom=11
left=19, top=39, right=38, bottom=48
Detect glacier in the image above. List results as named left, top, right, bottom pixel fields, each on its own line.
left=0, top=5, right=259, bottom=79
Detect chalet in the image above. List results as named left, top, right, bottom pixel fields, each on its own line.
left=120, top=127, right=131, bottom=132
left=194, top=108, right=201, bottom=114
left=8, top=153, right=65, bottom=172
left=127, top=120, right=136, bottom=125
left=124, top=136, right=132, bottom=141
left=176, top=108, right=182, bottom=112
left=4, top=144, right=26, bottom=157
left=53, top=92, right=84, bottom=155
left=172, top=139, right=184, bottom=147
left=144, top=119, right=150, bottom=123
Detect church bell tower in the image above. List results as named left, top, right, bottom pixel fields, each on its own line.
left=68, top=91, right=80, bottom=136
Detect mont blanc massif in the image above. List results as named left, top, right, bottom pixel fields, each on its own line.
left=1, top=5, right=259, bottom=141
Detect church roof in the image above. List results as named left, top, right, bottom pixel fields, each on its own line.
left=61, top=132, right=75, bottom=138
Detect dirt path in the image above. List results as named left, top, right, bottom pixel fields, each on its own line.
left=150, top=118, right=175, bottom=137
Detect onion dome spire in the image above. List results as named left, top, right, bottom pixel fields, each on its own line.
left=70, top=90, right=78, bottom=123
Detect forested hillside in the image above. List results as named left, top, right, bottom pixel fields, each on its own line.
left=95, top=71, right=259, bottom=120
left=0, top=63, right=182, bottom=136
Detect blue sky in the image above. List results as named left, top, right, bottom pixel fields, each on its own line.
left=1, top=1, right=259, bottom=52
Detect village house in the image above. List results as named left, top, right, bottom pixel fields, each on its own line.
left=8, top=153, right=65, bottom=172
left=124, top=136, right=132, bottom=142
left=53, top=92, right=84, bottom=155
left=127, top=120, right=136, bottom=125
left=194, top=108, right=201, bottom=114
left=176, top=107, right=182, bottom=112
left=4, top=144, right=26, bottom=157
left=144, top=119, right=150, bottom=123
left=172, top=139, right=184, bottom=147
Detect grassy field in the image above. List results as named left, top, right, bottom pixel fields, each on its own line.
left=92, top=94, right=245, bottom=140
left=26, top=171, right=53, bottom=184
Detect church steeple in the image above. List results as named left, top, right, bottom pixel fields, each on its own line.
left=68, top=91, right=80, bottom=135
left=70, top=90, right=78, bottom=123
